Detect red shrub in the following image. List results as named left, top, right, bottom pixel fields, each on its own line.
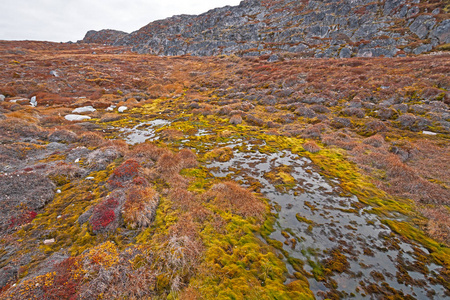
left=90, top=209, right=115, bottom=231
left=90, top=197, right=119, bottom=233
left=113, top=159, right=140, bottom=179
left=108, top=159, right=140, bottom=188
left=8, top=210, right=37, bottom=229
left=133, top=176, right=149, bottom=186
left=41, top=257, right=81, bottom=300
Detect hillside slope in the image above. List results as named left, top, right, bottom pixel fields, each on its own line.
left=82, top=0, right=450, bottom=57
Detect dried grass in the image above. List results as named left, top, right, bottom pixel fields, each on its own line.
left=303, top=141, right=321, bottom=153
left=128, top=143, right=168, bottom=162
left=122, top=186, right=160, bottom=229
left=205, top=181, right=265, bottom=219
left=176, top=148, right=198, bottom=169
left=79, top=132, right=105, bottom=148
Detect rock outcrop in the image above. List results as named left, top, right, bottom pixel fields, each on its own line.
left=82, top=29, right=128, bottom=45
left=81, top=0, right=450, bottom=57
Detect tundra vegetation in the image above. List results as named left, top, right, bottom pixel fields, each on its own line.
left=0, top=41, right=449, bottom=299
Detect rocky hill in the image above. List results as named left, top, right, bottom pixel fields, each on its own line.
left=81, top=0, right=450, bottom=57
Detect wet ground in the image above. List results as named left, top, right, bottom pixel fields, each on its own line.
left=113, top=120, right=448, bottom=299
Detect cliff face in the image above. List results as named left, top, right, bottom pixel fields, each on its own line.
left=84, top=0, right=449, bottom=57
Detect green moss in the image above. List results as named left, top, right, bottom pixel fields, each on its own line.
left=204, top=147, right=234, bottom=162
left=382, top=220, right=450, bottom=268
left=192, top=212, right=313, bottom=299
left=295, top=214, right=314, bottom=224
left=264, top=165, right=297, bottom=193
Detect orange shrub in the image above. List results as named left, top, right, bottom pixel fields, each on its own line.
left=128, top=143, right=168, bottom=162
left=78, top=132, right=105, bottom=148
left=176, top=148, right=198, bottom=169
left=157, top=152, right=182, bottom=174
left=205, top=181, right=265, bottom=219
left=169, top=188, right=195, bottom=211
left=122, top=186, right=159, bottom=229
left=0, top=117, right=45, bottom=138
left=362, top=134, right=385, bottom=148
left=303, top=141, right=321, bottom=153
left=160, top=128, right=183, bottom=141
left=33, top=92, right=72, bottom=106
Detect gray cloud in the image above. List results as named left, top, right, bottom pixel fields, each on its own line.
left=0, top=0, right=241, bottom=42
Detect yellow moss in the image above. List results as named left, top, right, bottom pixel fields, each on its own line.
left=383, top=220, right=450, bottom=268
left=204, top=147, right=234, bottom=162
left=85, top=241, right=119, bottom=268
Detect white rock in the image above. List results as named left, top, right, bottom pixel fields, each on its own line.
left=65, top=114, right=91, bottom=121
left=422, top=130, right=437, bottom=135
left=56, top=189, right=61, bottom=194
left=0, top=94, right=5, bottom=102
left=72, top=106, right=96, bottom=113
left=75, top=158, right=80, bottom=163
left=50, top=70, right=59, bottom=77
left=86, top=176, right=95, bottom=180
left=118, top=106, right=128, bottom=113
left=30, top=96, right=37, bottom=107
left=43, top=238, right=55, bottom=245
left=106, top=105, right=116, bottom=111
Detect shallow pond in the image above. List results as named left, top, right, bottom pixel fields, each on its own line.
left=115, top=119, right=171, bottom=145
left=117, top=122, right=448, bottom=299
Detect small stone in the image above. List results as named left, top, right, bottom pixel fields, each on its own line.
left=56, top=189, right=61, bottom=193
left=0, top=94, right=5, bottom=102
left=118, top=106, right=128, bottom=113
left=422, top=130, right=437, bottom=135
left=30, top=96, right=37, bottom=107
left=43, top=238, right=55, bottom=245
left=75, top=158, right=80, bottom=163
left=86, top=176, right=95, bottom=180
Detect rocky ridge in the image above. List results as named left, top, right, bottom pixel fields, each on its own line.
left=81, top=0, right=450, bottom=57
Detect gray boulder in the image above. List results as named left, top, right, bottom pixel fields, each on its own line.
left=409, top=15, right=436, bottom=39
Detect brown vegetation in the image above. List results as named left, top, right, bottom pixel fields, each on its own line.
left=123, top=186, right=160, bottom=228
left=205, top=181, right=266, bottom=219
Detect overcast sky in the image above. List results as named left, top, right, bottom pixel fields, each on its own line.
left=0, top=0, right=242, bottom=42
